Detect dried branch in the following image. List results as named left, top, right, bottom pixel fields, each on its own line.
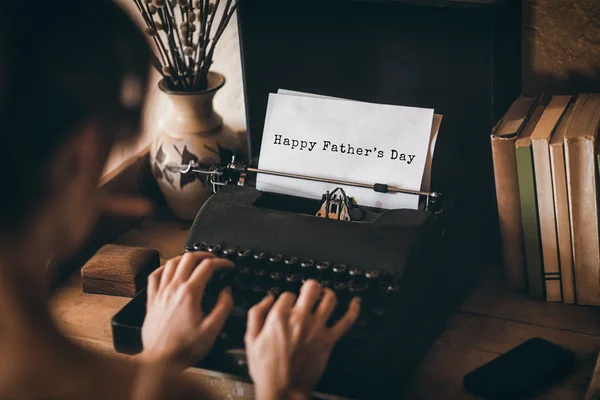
left=201, top=1, right=237, bottom=79
left=135, top=0, right=236, bottom=91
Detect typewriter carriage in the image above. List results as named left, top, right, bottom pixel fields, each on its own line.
left=170, top=155, right=446, bottom=219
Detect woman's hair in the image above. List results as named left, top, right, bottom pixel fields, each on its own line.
left=0, top=0, right=151, bottom=229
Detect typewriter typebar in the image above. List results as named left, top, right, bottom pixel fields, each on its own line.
left=111, top=177, right=467, bottom=399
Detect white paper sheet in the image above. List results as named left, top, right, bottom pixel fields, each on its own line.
left=277, top=89, right=442, bottom=192
left=256, top=92, right=434, bottom=209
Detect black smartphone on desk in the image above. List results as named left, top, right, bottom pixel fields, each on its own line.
left=463, top=337, right=575, bottom=399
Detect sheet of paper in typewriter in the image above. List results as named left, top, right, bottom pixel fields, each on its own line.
left=276, top=89, right=442, bottom=193
left=256, top=91, right=434, bottom=209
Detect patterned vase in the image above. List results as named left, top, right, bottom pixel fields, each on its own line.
left=150, top=72, right=242, bottom=221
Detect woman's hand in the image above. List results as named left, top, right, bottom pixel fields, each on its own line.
left=139, top=252, right=234, bottom=371
left=244, top=280, right=361, bottom=400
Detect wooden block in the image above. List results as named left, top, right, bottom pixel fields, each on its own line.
left=81, top=244, right=159, bottom=297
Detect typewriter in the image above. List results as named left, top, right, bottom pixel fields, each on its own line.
left=112, top=158, right=472, bottom=399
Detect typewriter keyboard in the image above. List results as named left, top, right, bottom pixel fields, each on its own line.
left=189, top=242, right=399, bottom=329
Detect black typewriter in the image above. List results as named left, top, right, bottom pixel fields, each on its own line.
left=112, top=159, right=473, bottom=399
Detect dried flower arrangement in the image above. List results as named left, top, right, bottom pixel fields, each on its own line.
left=134, top=0, right=238, bottom=92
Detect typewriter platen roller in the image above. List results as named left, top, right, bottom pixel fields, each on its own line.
left=112, top=160, right=469, bottom=399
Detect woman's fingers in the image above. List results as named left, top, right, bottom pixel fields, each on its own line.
left=314, top=289, right=337, bottom=326
left=172, top=251, right=214, bottom=283
left=245, top=294, right=276, bottom=341
left=187, top=257, right=234, bottom=296
left=159, top=256, right=182, bottom=291
left=269, top=292, right=297, bottom=321
left=294, top=280, right=321, bottom=317
left=147, top=265, right=164, bottom=299
left=200, top=287, right=234, bottom=338
left=329, top=297, right=361, bottom=342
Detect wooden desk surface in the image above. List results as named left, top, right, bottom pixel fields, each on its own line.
left=49, top=213, right=600, bottom=399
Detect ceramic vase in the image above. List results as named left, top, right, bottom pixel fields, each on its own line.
left=150, top=72, right=242, bottom=221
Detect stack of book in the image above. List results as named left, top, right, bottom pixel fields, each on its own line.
left=491, top=94, right=600, bottom=305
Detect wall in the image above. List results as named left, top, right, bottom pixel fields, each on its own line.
left=522, top=0, right=600, bottom=96
left=104, top=1, right=246, bottom=174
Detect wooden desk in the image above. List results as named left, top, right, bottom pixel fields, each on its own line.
left=49, top=212, right=600, bottom=399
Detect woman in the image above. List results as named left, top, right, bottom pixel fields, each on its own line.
left=0, top=1, right=360, bottom=399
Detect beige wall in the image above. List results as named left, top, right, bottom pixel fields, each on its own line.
left=108, top=0, right=600, bottom=172
left=105, top=1, right=246, bottom=174
left=522, top=0, right=600, bottom=96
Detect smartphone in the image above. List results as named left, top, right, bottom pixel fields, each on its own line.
left=463, top=337, right=575, bottom=399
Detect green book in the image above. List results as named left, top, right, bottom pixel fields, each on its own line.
left=515, top=104, right=546, bottom=300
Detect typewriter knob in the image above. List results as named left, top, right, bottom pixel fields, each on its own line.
left=193, top=242, right=208, bottom=251
left=222, top=246, right=238, bottom=259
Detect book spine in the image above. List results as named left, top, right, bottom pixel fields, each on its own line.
left=550, top=143, right=575, bottom=304
left=565, top=138, right=600, bottom=306
left=490, top=135, right=527, bottom=291
left=516, top=145, right=545, bottom=299
left=532, top=138, right=562, bottom=302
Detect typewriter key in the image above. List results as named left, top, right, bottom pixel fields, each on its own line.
left=222, top=246, right=238, bottom=260
left=348, top=282, right=366, bottom=295
left=268, top=254, right=283, bottom=268
left=252, top=285, right=265, bottom=294
left=332, top=264, right=347, bottom=275
left=385, top=282, right=399, bottom=293
left=253, top=268, right=267, bottom=277
left=333, top=281, right=348, bottom=292
left=365, top=269, right=380, bottom=288
left=284, top=256, right=299, bottom=267
left=270, top=271, right=284, bottom=281
left=253, top=251, right=268, bottom=266
left=316, top=261, right=331, bottom=273
left=319, top=279, right=333, bottom=288
left=349, top=267, right=364, bottom=277
left=207, top=244, right=222, bottom=255
left=285, top=273, right=302, bottom=291
left=238, top=266, right=252, bottom=275
left=373, top=307, right=387, bottom=317
left=268, top=287, right=282, bottom=296
left=193, top=242, right=208, bottom=251
left=300, top=259, right=314, bottom=271
left=365, top=270, right=380, bottom=280
left=237, top=249, right=252, bottom=262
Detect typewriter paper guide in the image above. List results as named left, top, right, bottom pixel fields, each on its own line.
left=256, top=93, right=435, bottom=209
